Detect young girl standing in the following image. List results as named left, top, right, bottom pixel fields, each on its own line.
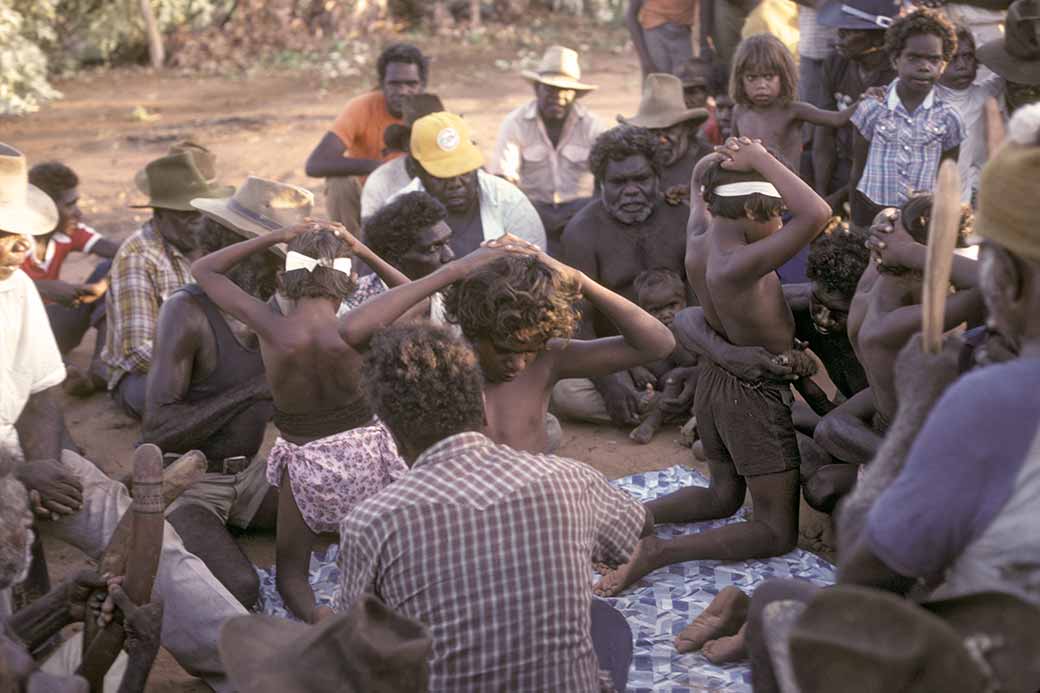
left=731, top=33, right=859, bottom=169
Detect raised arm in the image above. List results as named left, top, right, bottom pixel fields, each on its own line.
left=713, top=138, right=831, bottom=280
left=561, top=218, right=600, bottom=341
left=338, top=235, right=538, bottom=349
left=848, top=128, right=870, bottom=222
left=792, top=100, right=858, bottom=129
left=142, top=294, right=270, bottom=453
left=539, top=254, right=676, bottom=380
left=304, top=132, right=381, bottom=178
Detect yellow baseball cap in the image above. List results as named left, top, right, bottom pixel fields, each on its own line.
left=409, top=112, right=484, bottom=179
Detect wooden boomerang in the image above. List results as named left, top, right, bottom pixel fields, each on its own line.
left=922, top=159, right=962, bottom=354
left=78, top=448, right=205, bottom=691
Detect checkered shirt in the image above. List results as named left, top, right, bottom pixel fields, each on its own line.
left=101, top=223, right=192, bottom=389
left=336, top=432, right=647, bottom=692
left=852, top=80, right=965, bottom=208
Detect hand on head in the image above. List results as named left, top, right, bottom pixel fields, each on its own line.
left=467, top=233, right=540, bottom=267
left=865, top=208, right=919, bottom=270
left=714, top=137, right=767, bottom=172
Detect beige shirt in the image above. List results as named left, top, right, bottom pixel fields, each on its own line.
left=491, top=100, right=604, bottom=205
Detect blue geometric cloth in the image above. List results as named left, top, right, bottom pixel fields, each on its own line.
left=256, top=464, right=836, bottom=692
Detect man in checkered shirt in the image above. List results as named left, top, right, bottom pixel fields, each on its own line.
left=337, top=322, right=652, bottom=692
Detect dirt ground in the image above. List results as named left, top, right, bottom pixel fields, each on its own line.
left=9, top=24, right=832, bottom=690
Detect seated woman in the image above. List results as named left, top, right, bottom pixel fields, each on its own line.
left=192, top=220, right=533, bottom=622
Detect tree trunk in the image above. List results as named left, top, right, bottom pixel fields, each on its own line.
left=139, top=0, right=165, bottom=68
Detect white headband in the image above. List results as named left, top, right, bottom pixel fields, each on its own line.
left=284, top=250, right=352, bottom=275
left=713, top=181, right=782, bottom=198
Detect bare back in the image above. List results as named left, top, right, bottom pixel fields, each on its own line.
left=482, top=353, right=556, bottom=453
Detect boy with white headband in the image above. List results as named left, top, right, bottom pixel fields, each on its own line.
left=595, top=137, right=831, bottom=601
left=192, top=219, right=536, bottom=622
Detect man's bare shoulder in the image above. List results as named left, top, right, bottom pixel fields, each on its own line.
left=157, top=289, right=208, bottom=333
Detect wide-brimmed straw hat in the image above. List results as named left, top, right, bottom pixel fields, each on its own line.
left=191, top=176, right=314, bottom=257
left=522, top=45, right=598, bottom=92
left=0, top=143, right=58, bottom=237
left=978, top=0, right=1040, bottom=85
left=618, top=74, right=710, bottom=129
left=410, top=112, right=484, bottom=179
left=788, top=586, right=1040, bottom=693
left=219, top=594, right=432, bottom=693
left=134, top=140, right=217, bottom=195
left=131, top=151, right=233, bottom=211
left=384, top=94, right=447, bottom=155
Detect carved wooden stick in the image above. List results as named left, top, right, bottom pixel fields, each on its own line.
left=986, top=96, right=1006, bottom=159
left=78, top=447, right=203, bottom=690
left=922, top=160, right=963, bottom=354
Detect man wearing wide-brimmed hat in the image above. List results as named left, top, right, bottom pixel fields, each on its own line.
left=393, top=112, right=546, bottom=258
left=978, top=0, right=1040, bottom=114
left=360, top=93, right=446, bottom=221
left=490, top=46, right=604, bottom=254
left=618, top=73, right=710, bottom=202
left=1, top=142, right=253, bottom=692
left=137, top=177, right=312, bottom=609
left=101, top=150, right=233, bottom=420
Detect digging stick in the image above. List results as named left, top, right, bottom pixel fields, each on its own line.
left=921, top=159, right=962, bottom=354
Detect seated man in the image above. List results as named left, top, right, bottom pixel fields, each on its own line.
left=619, top=73, right=710, bottom=204
left=141, top=178, right=310, bottom=608
left=392, top=112, right=547, bottom=257
left=815, top=196, right=983, bottom=469
left=342, top=190, right=454, bottom=317
left=555, top=124, right=692, bottom=427
left=491, top=45, right=604, bottom=254
left=339, top=322, right=652, bottom=692
left=102, top=150, right=232, bottom=419
left=444, top=250, right=675, bottom=454
left=305, top=43, right=428, bottom=233
left=24, top=162, right=120, bottom=396
left=0, top=142, right=248, bottom=691
left=0, top=457, right=162, bottom=693
left=745, top=114, right=1040, bottom=692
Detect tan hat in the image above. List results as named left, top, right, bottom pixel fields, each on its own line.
left=131, top=151, right=233, bottom=212
left=134, top=140, right=217, bottom=195
left=410, top=112, right=484, bottom=179
left=0, top=143, right=58, bottom=236
left=219, top=594, right=432, bottom=693
left=618, top=73, right=710, bottom=129
left=191, top=176, right=314, bottom=257
left=521, top=45, right=598, bottom=92
left=972, top=104, right=1040, bottom=259
left=977, top=0, right=1040, bottom=85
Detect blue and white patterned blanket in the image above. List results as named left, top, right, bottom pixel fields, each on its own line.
left=256, top=464, right=836, bottom=692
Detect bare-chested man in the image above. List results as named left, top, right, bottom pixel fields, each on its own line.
left=556, top=125, right=692, bottom=427
left=444, top=249, right=675, bottom=454
left=815, top=196, right=983, bottom=468
left=594, top=137, right=831, bottom=597
left=142, top=179, right=312, bottom=608
left=192, top=221, right=534, bottom=622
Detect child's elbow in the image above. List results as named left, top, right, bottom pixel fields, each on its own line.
left=650, top=328, right=677, bottom=361
left=806, top=198, right=832, bottom=228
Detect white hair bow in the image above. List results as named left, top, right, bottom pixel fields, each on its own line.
left=284, top=250, right=352, bottom=275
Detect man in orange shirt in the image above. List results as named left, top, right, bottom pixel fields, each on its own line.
left=626, top=0, right=697, bottom=79
left=305, top=43, right=428, bottom=234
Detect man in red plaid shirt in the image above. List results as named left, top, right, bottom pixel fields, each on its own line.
left=338, top=322, right=652, bottom=692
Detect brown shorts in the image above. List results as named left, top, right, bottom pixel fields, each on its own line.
left=693, top=361, right=800, bottom=477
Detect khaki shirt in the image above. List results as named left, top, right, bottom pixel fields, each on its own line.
left=491, top=100, right=604, bottom=205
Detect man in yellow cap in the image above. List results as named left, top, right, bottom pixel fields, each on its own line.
left=491, top=46, right=605, bottom=255
left=387, top=112, right=546, bottom=258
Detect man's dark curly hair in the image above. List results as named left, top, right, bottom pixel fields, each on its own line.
left=885, top=8, right=958, bottom=63
left=807, top=222, right=871, bottom=299
left=444, top=255, right=581, bottom=347
left=363, top=322, right=485, bottom=455
left=377, top=43, right=428, bottom=85
left=363, top=191, right=446, bottom=268
left=701, top=157, right=786, bottom=222
left=589, top=125, right=664, bottom=186
left=28, top=161, right=78, bottom=202
left=281, top=227, right=358, bottom=301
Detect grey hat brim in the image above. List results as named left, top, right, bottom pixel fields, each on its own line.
left=617, top=107, right=710, bottom=130
left=977, top=40, right=1040, bottom=85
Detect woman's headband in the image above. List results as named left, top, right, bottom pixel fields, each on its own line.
left=713, top=181, right=782, bottom=198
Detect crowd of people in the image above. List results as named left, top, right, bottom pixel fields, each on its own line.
left=2, top=0, right=1039, bottom=689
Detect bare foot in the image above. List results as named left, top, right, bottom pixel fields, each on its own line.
left=593, top=536, right=662, bottom=597
left=630, top=418, right=658, bottom=444
left=674, top=586, right=750, bottom=653
left=702, top=623, right=748, bottom=664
